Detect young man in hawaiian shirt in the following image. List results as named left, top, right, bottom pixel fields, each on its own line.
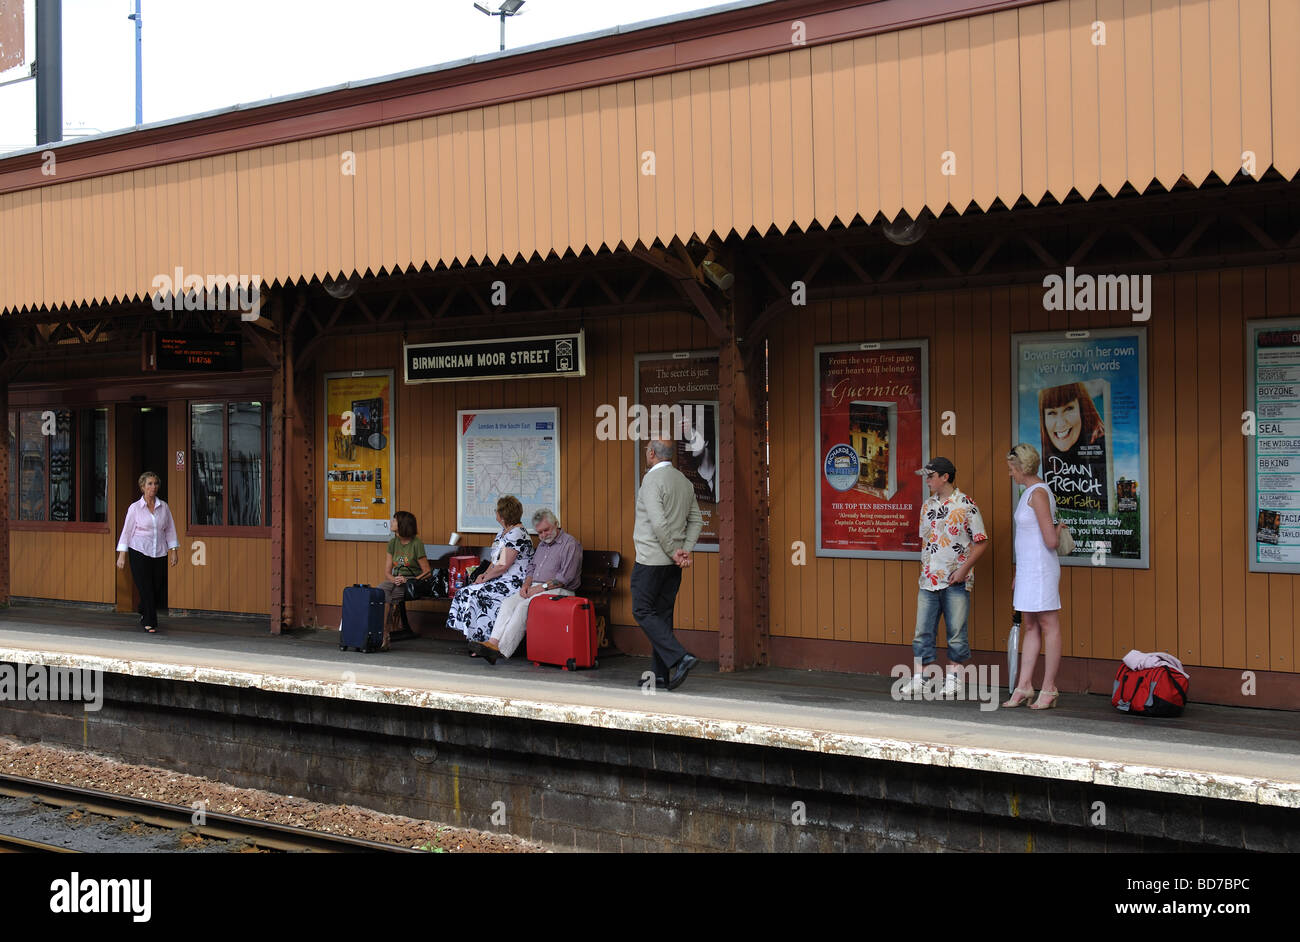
left=904, top=457, right=989, bottom=699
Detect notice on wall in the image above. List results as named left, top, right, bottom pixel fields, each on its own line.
left=1012, top=329, right=1149, bottom=568
left=633, top=352, right=719, bottom=551
left=1248, top=320, right=1300, bottom=572
left=324, top=370, right=396, bottom=541
left=458, top=408, right=560, bottom=534
left=815, top=341, right=928, bottom=559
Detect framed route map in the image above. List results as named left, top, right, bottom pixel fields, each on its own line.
left=457, top=408, right=560, bottom=534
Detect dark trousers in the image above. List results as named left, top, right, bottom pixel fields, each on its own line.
left=128, top=549, right=168, bottom=628
left=631, top=562, right=688, bottom=682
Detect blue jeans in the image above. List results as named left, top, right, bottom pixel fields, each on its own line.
left=912, top=586, right=971, bottom=666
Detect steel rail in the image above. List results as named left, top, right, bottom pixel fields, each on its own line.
left=0, top=833, right=80, bottom=853
left=0, top=773, right=417, bottom=853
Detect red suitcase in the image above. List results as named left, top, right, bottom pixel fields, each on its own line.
left=527, top=595, right=598, bottom=670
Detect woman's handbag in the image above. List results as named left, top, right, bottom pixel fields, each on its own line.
left=403, top=568, right=446, bottom=601
left=1055, top=520, right=1075, bottom=556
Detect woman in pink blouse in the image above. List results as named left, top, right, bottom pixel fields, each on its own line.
left=115, top=471, right=179, bottom=633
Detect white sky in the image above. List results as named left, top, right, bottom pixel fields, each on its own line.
left=0, top=0, right=740, bottom=155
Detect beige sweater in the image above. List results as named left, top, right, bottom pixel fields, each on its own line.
left=634, top=463, right=704, bottom=565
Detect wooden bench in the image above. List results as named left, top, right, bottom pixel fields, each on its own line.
left=400, top=544, right=622, bottom=639
left=399, top=544, right=492, bottom=630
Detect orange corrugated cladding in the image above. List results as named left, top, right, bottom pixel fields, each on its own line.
left=1, top=0, right=1297, bottom=314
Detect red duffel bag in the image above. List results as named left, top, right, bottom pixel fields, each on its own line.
left=1112, top=663, right=1188, bottom=717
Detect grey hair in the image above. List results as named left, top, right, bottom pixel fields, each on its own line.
left=531, top=508, right=559, bottom=528
left=648, top=440, right=674, bottom=460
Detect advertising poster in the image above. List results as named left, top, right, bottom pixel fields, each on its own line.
left=815, top=341, right=928, bottom=559
left=458, top=408, right=560, bottom=534
left=324, top=370, right=396, bottom=541
left=1248, top=320, right=1300, bottom=573
left=1012, top=329, right=1148, bottom=567
left=634, top=352, right=719, bottom=551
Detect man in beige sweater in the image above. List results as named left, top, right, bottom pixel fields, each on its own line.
left=633, top=439, right=704, bottom=690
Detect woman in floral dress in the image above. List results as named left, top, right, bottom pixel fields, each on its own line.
left=446, top=495, right=534, bottom=646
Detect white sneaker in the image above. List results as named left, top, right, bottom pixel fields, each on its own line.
left=942, top=672, right=961, bottom=698
left=899, top=674, right=927, bottom=699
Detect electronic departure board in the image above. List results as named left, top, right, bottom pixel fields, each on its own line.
left=143, top=332, right=243, bottom=372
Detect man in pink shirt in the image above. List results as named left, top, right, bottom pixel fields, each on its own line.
left=115, top=471, right=179, bottom=633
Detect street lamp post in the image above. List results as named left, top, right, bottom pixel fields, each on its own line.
left=127, top=0, right=142, bottom=125
left=472, top=0, right=525, bottom=53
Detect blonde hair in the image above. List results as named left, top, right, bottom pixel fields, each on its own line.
left=1007, top=443, right=1040, bottom=475
left=137, top=471, right=161, bottom=489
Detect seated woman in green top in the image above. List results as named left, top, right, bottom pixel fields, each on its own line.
left=379, top=510, right=431, bottom=647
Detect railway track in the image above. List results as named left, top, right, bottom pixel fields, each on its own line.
left=0, top=773, right=417, bottom=853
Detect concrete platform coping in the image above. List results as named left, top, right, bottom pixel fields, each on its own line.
left=0, top=607, right=1296, bottom=811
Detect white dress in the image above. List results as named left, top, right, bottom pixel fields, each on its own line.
left=1013, top=482, right=1061, bottom=612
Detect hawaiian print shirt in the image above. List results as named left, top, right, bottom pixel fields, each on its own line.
left=918, top=487, right=988, bottom=591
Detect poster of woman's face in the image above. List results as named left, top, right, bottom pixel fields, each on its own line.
left=1015, top=331, right=1146, bottom=566
left=1038, top=381, right=1106, bottom=460
left=677, top=403, right=718, bottom=505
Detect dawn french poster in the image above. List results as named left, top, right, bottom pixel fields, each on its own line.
left=1015, top=331, right=1146, bottom=564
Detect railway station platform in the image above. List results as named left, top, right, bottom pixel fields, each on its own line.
left=0, top=602, right=1296, bottom=852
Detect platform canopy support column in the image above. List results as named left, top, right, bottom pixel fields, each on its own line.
left=0, top=378, right=8, bottom=607
left=287, top=295, right=317, bottom=628
left=716, top=254, right=769, bottom=671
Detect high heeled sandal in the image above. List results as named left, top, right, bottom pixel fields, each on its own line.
left=1002, top=687, right=1035, bottom=708
left=1029, top=689, right=1060, bottom=710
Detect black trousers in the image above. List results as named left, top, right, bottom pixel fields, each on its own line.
left=128, top=549, right=168, bottom=628
left=631, top=562, right=688, bottom=682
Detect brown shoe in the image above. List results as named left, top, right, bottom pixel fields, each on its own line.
left=469, top=640, right=500, bottom=664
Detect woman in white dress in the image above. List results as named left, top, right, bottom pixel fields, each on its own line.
left=1004, top=443, right=1067, bottom=710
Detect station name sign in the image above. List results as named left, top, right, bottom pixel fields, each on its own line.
left=404, top=330, right=586, bottom=383
left=143, top=331, right=243, bottom=372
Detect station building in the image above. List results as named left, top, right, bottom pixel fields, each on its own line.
left=1, top=0, right=1298, bottom=710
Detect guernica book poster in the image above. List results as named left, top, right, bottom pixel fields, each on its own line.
left=631, top=352, right=720, bottom=551
left=1247, top=320, right=1300, bottom=573
left=323, top=370, right=396, bottom=541
left=815, top=340, right=928, bottom=559
left=1012, top=329, right=1149, bottom=568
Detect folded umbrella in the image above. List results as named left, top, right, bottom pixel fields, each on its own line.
left=1008, top=610, right=1021, bottom=696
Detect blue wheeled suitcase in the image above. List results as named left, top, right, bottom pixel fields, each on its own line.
left=340, top=584, right=386, bottom=652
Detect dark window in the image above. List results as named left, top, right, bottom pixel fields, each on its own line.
left=7, top=408, right=108, bottom=523
left=80, top=409, right=109, bottom=523
left=190, top=401, right=268, bottom=528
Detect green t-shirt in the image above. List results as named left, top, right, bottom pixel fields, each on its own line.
left=387, top=536, right=427, bottom=577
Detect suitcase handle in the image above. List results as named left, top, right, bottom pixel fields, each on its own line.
left=544, top=595, right=590, bottom=610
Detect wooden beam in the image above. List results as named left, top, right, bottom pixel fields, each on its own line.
left=0, top=379, right=8, bottom=606
left=715, top=261, right=768, bottom=671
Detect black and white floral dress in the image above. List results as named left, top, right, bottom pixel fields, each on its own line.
left=446, top=525, right=534, bottom=643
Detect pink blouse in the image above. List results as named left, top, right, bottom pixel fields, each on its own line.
left=116, top=497, right=180, bottom=558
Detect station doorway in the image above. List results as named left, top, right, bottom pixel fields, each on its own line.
left=114, top=405, right=170, bottom=616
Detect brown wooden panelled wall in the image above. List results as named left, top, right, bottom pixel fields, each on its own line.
left=2, top=0, right=1297, bottom=315
left=162, top=408, right=272, bottom=615
left=767, top=263, right=1300, bottom=675
left=8, top=405, right=271, bottom=613
left=8, top=531, right=115, bottom=604
left=313, top=312, right=719, bottom=631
